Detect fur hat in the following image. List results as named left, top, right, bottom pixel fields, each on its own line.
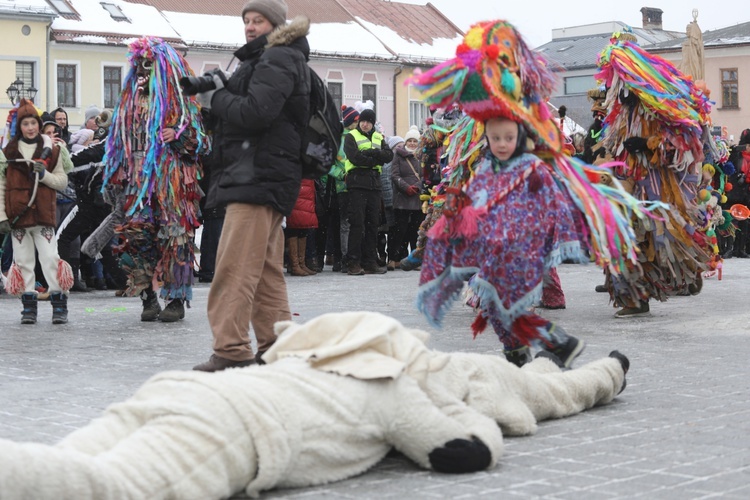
left=359, top=108, right=376, bottom=125
left=241, top=0, right=287, bottom=27
left=341, top=105, right=359, bottom=127
left=409, top=20, right=562, bottom=151
left=404, top=125, right=420, bottom=142
left=14, top=99, right=42, bottom=137
left=387, top=136, right=404, bottom=150
left=84, top=105, right=101, bottom=124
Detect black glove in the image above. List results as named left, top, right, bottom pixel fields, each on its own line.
left=623, top=136, right=648, bottom=154
left=0, top=220, right=11, bottom=234
left=428, top=436, right=492, bottom=473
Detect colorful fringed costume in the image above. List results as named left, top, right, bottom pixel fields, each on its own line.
left=410, top=20, right=660, bottom=354
left=595, top=31, right=712, bottom=308
left=102, top=37, right=207, bottom=304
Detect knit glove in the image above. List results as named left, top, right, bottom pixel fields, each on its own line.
left=0, top=220, right=10, bottom=234
left=33, top=161, right=47, bottom=179
left=406, top=185, right=420, bottom=196
left=428, top=436, right=492, bottom=473
left=196, top=73, right=225, bottom=111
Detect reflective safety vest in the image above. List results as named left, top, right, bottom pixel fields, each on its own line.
left=344, top=129, right=384, bottom=173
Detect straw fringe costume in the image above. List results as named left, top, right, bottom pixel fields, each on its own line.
left=595, top=32, right=712, bottom=308
left=102, top=37, right=207, bottom=304
left=410, top=21, right=660, bottom=351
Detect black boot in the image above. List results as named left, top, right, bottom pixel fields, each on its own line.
left=69, top=264, right=89, bottom=292
left=50, top=292, right=68, bottom=324
left=141, top=289, right=162, bottom=322
left=159, top=298, right=185, bottom=322
left=21, top=293, right=37, bottom=325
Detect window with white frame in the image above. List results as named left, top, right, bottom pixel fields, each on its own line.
left=15, top=61, right=34, bottom=89
left=721, top=68, right=739, bottom=109
left=103, top=66, right=122, bottom=108
left=409, top=100, right=430, bottom=131
left=57, top=64, right=77, bottom=108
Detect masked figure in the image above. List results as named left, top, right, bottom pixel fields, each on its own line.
left=102, top=37, right=208, bottom=322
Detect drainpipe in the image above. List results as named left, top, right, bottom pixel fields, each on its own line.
left=393, top=64, right=403, bottom=136
left=46, top=20, right=52, bottom=111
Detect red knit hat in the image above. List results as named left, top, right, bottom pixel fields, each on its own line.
left=14, top=99, right=42, bottom=137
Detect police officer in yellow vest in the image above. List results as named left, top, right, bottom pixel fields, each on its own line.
left=343, top=108, right=393, bottom=275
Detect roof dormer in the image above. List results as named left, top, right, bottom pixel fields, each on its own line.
left=100, top=2, right=130, bottom=23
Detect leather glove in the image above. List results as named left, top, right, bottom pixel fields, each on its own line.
left=0, top=220, right=11, bottom=234
left=623, top=136, right=648, bottom=154
left=196, top=73, right=225, bottom=111
left=428, top=436, right=492, bottom=473
left=33, top=161, right=46, bottom=179
left=406, top=185, right=420, bottom=196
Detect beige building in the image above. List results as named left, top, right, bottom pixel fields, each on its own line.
left=648, top=21, right=750, bottom=143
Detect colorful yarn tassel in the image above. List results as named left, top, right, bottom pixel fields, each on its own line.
left=57, top=259, right=74, bottom=292
left=5, top=263, right=24, bottom=296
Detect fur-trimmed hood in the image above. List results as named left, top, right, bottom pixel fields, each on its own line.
left=267, top=15, right=310, bottom=48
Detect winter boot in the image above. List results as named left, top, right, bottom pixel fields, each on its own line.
left=287, top=237, right=311, bottom=276
left=21, top=293, right=38, bottom=325
left=159, top=298, right=185, bottom=322
left=50, top=292, right=69, bottom=324
left=69, top=264, right=89, bottom=292
left=141, top=289, right=162, bottom=322
left=298, top=237, right=318, bottom=274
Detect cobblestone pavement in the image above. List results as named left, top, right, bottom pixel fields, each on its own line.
left=1, top=260, right=749, bottom=499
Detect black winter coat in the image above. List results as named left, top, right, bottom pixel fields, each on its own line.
left=207, top=17, right=311, bottom=217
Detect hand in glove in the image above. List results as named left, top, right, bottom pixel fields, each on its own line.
left=428, top=436, right=492, bottom=473
left=33, top=161, right=47, bottom=179
left=0, top=220, right=11, bottom=234
left=406, top=185, right=420, bottom=196
left=623, top=136, right=649, bottom=154
left=196, top=73, right=225, bottom=111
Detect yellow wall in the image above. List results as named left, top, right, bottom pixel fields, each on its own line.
left=0, top=18, right=50, bottom=128
left=395, top=66, right=431, bottom=138
left=48, top=44, right=129, bottom=129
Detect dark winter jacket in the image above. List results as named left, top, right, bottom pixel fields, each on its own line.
left=50, top=107, right=72, bottom=146
left=286, top=178, right=318, bottom=229
left=206, top=16, right=311, bottom=217
left=69, top=142, right=107, bottom=208
left=391, top=145, right=422, bottom=211
left=343, top=127, right=393, bottom=191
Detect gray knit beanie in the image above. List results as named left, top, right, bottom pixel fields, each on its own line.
left=241, top=0, right=288, bottom=27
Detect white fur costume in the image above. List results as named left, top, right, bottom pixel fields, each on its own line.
left=0, top=312, right=625, bottom=499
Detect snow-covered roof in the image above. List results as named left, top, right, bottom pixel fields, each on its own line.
left=45, top=0, right=461, bottom=62
left=0, top=0, right=56, bottom=17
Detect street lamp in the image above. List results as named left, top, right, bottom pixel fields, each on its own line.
left=6, top=78, right=38, bottom=105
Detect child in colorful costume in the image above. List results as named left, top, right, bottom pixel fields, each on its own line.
left=0, top=100, right=73, bottom=324
left=595, top=30, right=712, bottom=316
left=102, top=37, right=207, bottom=322
left=411, top=20, right=658, bottom=366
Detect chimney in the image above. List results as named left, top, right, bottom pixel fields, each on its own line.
left=640, top=7, right=663, bottom=30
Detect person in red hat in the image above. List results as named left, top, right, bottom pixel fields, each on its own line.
left=0, top=99, right=72, bottom=324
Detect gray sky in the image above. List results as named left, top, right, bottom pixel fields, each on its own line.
left=398, top=0, right=747, bottom=47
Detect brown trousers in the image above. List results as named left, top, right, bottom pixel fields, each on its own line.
left=207, top=203, right=291, bottom=361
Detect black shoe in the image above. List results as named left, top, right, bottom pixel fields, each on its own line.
left=332, top=262, right=341, bottom=272
left=141, top=290, right=162, bottom=322
left=399, top=254, right=422, bottom=271
left=535, top=350, right=565, bottom=369
left=504, top=346, right=532, bottom=367
left=536, top=303, right=566, bottom=310
left=735, top=251, right=750, bottom=258
left=159, top=299, right=185, bottom=322
left=614, top=301, right=650, bottom=318
left=722, top=249, right=733, bottom=259
left=93, top=277, right=107, bottom=290
left=347, top=264, right=365, bottom=276
left=546, top=329, right=585, bottom=368
left=595, top=284, right=608, bottom=293
left=70, top=278, right=89, bottom=292
left=363, top=264, right=388, bottom=274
